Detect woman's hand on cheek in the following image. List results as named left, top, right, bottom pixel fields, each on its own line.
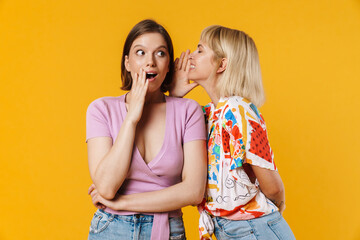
left=127, top=68, right=149, bottom=124
left=170, top=50, right=198, bottom=97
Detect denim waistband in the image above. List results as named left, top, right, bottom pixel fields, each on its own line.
left=99, top=209, right=155, bottom=223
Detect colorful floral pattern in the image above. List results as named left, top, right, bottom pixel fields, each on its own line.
left=198, top=96, right=278, bottom=239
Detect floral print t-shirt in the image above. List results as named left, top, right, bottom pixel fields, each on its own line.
left=198, top=96, right=278, bottom=239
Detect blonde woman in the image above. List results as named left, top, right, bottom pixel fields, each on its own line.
left=171, top=25, right=295, bottom=239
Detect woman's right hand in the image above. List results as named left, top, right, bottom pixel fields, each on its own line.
left=126, top=68, right=148, bottom=124
left=170, top=50, right=198, bottom=97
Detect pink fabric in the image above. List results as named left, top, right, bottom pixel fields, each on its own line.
left=86, top=94, right=206, bottom=239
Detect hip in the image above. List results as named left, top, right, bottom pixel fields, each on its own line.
left=88, top=209, right=186, bottom=240
left=213, top=211, right=295, bottom=240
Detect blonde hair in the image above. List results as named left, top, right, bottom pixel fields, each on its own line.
left=200, top=25, right=265, bottom=107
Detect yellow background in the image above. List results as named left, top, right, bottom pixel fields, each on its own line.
left=1, top=0, right=360, bottom=239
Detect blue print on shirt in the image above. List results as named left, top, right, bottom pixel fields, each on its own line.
left=212, top=171, right=217, bottom=183
left=225, top=110, right=237, bottom=127
left=250, top=103, right=261, bottom=119
left=212, top=144, right=220, bottom=160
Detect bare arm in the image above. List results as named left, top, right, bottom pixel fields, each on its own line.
left=88, top=70, right=148, bottom=199
left=88, top=119, right=137, bottom=200
left=251, top=165, right=286, bottom=214
left=90, top=139, right=207, bottom=212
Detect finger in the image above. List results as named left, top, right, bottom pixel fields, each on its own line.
left=136, top=69, right=144, bottom=89
left=96, top=203, right=105, bottom=210
left=178, top=51, right=185, bottom=70
left=93, top=198, right=102, bottom=209
left=141, top=68, right=146, bottom=83
left=88, top=184, right=95, bottom=195
left=184, top=54, right=191, bottom=72
left=183, top=50, right=190, bottom=71
left=90, top=188, right=98, bottom=199
left=140, top=79, right=149, bottom=98
left=136, top=69, right=147, bottom=97
left=144, top=79, right=149, bottom=91
left=91, top=192, right=99, bottom=206
left=92, top=193, right=104, bottom=209
left=132, top=72, right=139, bottom=91
left=174, top=58, right=179, bottom=71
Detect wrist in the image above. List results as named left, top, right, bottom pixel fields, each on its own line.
left=116, top=195, right=129, bottom=210
left=168, top=90, right=179, bottom=98
left=123, top=116, right=139, bottom=127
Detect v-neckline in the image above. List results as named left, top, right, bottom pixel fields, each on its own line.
left=120, top=94, right=170, bottom=169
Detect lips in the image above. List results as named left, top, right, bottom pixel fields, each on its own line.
left=145, top=71, right=158, bottom=81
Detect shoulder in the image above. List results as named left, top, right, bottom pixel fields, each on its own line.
left=225, top=96, right=263, bottom=123
left=225, top=96, right=251, bottom=110
left=87, top=95, right=124, bottom=115
left=167, top=96, right=202, bottom=111
left=88, top=96, right=122, bottom=107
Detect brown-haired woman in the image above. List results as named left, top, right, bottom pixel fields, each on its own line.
left=86, top=19, right=207, bottom=240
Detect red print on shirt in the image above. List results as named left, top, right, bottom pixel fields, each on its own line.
left=249, top=120, right=273, bottom=163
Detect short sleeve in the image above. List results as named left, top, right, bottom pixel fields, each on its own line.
left=86, top=99, right=111, bottom=142
left=202, top=104, right=212, bottom=125
left=226, top=99, right=276, bottom=171
left=183, top=100, right=207, bottom=143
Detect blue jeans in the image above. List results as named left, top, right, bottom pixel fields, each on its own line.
left=88, top=209, right=186, bottom=240
left=213, top=211, right=295, bottom=240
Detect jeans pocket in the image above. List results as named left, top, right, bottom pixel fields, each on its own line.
left=267, top=213, right=296, bottom=240
left=89, top=209, right=114, bottom=234
left=169, top=217, right=186, bottom=240
left=214, top=217, right=256, bottom=239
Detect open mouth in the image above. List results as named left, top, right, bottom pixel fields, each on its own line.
left=146, top=73, right=158, bottom=80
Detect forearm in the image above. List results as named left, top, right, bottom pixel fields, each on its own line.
left=251, top=165, right=286, bottom=213
left=92, top=118, right=137, bottom=199
left=91, top=140, right=207, bottom=212
left=113, top=181, right=204, bottom=212
left=263, top=185, right=285, bottom=211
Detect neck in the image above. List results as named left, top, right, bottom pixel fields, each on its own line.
left=127, top=89, right=165, bottom=104
left=198, top=76, right=221, bottom=106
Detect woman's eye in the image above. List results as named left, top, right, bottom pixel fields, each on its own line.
left=136, top=50, right=145, bottom=56
left=156, top=51, right=166, bottom=57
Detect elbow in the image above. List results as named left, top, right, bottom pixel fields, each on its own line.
left=193, top=194, right=204, bottom=205
left=189, top=186, right=205, bottom=205
left=96, top=184, right=117, bottom=200
left=92, top=172, right=121, bottom=200
left=189, top=194, right=204, bottom=206
left=262, top=185, right=284, bottom=199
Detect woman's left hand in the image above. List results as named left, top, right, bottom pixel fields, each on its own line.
left=170, top=50, right=198, bottom=97
left=88, top=184, right=124, bottom=210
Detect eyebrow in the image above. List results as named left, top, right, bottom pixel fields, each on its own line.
left=132, top=44, right=168, bottom=50
left=198, top=44, right=203, bottom=48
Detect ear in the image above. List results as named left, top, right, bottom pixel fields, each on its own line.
left=124, top=55, right=130, bottom=72
left=216, top=58, right=227, bottom=73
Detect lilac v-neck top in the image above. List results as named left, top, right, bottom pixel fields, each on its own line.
left=86, top=94, right=206, bottom=240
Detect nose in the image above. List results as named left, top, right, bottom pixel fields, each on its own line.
left=146, top=54, right=156, bottom=67
left=189, top=53, right=194, bottom=59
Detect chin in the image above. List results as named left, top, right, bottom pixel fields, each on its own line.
left=147, top=86, right=162, bottom=93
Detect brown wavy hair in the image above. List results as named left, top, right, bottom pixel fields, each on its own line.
left=120, top=19, right=174, bottom=93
